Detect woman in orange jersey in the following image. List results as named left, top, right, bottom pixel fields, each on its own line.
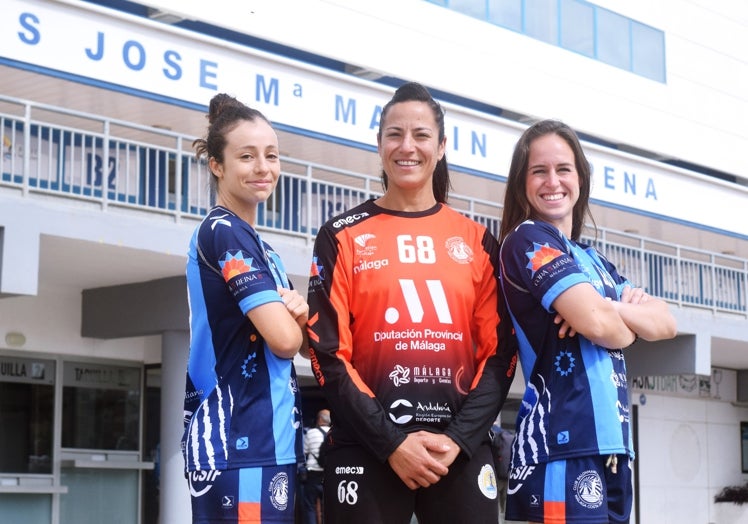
left=306, top=82, right=517, bottom=523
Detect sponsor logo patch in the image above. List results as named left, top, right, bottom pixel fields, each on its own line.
left=268, top=472, right=289, bottom=511
left=477, top=463, right=498, bottom=500
left=573, top=470, right=604, bottom=509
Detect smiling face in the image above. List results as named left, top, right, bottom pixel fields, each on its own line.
left=377, top=100, right=446, bottom=207
left=211, top=118, right=280, bottom=220
left=525, top=133, right=580, bottom=236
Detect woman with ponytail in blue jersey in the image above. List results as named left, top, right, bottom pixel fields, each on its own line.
left=183, top=93, right=308, bottom=524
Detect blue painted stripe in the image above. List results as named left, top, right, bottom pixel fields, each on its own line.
left=545, top=460, right=566, bottom=502
left=239, top=467, right=263, bottom=503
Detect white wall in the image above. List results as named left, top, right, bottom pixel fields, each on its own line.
left=0, top=281, right=161, bottom=361
left=632, top=369, right=748, bottom=524
left=143, top=0, right=748, bottom=179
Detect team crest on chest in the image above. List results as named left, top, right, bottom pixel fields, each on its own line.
left=445, top=237, right=473, bottom=264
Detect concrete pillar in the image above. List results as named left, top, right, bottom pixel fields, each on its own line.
left=160, top=330, right=191, bottom=524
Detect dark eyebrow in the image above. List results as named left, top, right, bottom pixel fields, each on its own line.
left=383, top=125, right=433, bottom=134
left=235, top=144, right=278, bottom=152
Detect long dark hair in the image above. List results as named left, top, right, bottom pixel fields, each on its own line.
left=499, top=119, right=595, bottom=242
left=377, top=82, right=451, bottom=203
left=193, top=93, right=272, bottom=195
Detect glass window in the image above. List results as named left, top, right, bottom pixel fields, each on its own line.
left=596, top=8, right=630, bottom=69
left=61, top=469, right=138, bottom=524
left=525, top=0, right=558, bottom=44
left=449, top=0, right=487, bottom=19
left=0, top=356, right=55, bottom=474
left=488, top=0, right=522, bottom=31
left=560, top=0, right=594, bottom=56
left=632, top=21, right=666, bottom=82
left=0, top=494, right=52, bottom=521
left=62, top=362, right=141, bottom=451
left=425, top=0, right=665, bottom=81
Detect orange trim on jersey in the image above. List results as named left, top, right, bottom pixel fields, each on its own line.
left=238, top=501, right=261, bottom=522
left=306, top=312, right=320, bottom=343
left=544, top=500, right=566, bottom=523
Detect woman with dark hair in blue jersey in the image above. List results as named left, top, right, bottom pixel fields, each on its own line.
left=498, top=119, right=677, bottom=524
left=182, top=93, right=309, bottom=524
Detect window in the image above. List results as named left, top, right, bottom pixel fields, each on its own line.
left=632, top=21, right=666, bottom=82
left=560, top=0, right=594, bottom=56
left=525, top=0, right=558, bottom=44
left=488, top=0, right=522, bottom=31
left=596, top=8, right=631, bottom=69
left=450, top=0, right=486, bottom=18
left=0, top=356, right=55, bottom=474
left=426, top=0, right=666, bottom=82
left=62, top=361, right=141, bottom=451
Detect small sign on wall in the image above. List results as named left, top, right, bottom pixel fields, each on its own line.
left=630, top=368, right=734, bottom=402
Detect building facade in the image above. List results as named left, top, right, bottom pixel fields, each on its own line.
left=1, top=1, right=747, bottom=523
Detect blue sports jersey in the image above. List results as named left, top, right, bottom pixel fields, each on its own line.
left=499, top=220, right=633, bottom=467
left=182, top=206, right=303, bottom=473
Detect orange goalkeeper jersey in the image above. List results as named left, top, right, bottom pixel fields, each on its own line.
left=307, top=199, right=516, bottom=462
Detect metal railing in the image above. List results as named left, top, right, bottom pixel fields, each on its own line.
left=586, top=230, right=747, bottom=315
left=1, top=95, right=746, bottom=317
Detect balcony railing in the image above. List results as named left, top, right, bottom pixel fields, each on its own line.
left=1, top=95, right=746, bottom=317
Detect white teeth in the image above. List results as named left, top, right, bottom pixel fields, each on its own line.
left=543, top=194, right=564, bottom=201
left=397, top=160, right=419, bottom=166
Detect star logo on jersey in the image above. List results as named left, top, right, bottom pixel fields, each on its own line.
left=525, top=242, right=563, bottom=276
left=554, top=350, right=575, bottom=376
left=242, top=352, right=258, bottom=379
left=219, top=250, right=256, bottom=281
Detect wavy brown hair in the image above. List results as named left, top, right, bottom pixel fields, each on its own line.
left=499, top=119, right=595, bottom=242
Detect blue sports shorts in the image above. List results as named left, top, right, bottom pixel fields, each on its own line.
left=188, top=463, right=297, bottom=523
left=505, top=454, right=632, bottom=524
